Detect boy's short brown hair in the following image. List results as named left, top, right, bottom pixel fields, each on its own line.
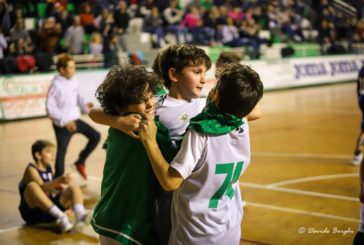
left=216, top=51, right=242, bottom=68
left=31, top=140, right=55, bottom=161
left=159, top=44, right=211, bottom=88
left=216, top=63, right=263, bottom=118
left=56, top=53, right=74, bottom=72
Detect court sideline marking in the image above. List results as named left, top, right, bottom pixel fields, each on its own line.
left=267, top=173, right=358, bottom=187
left=252, top=152, right=352, bottom=159
left=244, top=201, right=359, bottom=223
left=0, top=173, right=358, bottom=234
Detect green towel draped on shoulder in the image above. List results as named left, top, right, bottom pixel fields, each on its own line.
left=189, top=102, right=244, bottom=135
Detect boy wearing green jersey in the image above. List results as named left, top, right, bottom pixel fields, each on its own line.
left=91, top=64, right=174, bottom=245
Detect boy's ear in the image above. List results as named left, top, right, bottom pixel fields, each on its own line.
left=34, top=151, right=42, bottom=161
left=168, top=68, right=178, bottom=83
left=210, top=88, right=219, bottom=104
left=58, top=67, right=65, bottom=74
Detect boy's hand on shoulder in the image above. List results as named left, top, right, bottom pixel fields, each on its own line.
left=139, top=113, right=157, bottom=145
left=66, top=121, right=77, bottom=132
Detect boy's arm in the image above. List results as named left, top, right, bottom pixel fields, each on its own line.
left=76, top=93, right=90, bottom=114
left=25, top=167, right=71, bottom=192
left=88, top=107, right=142, bottom=139
left=46, top=85, right=64, bottom=126
left=139, top=116, right=184, bottom=191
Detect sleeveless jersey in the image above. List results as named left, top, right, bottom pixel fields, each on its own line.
left=19, top=163, right=53, bottom=197
left=91, top=128, right=157, bottom=245
left=91, top=121, right=174, bottom=245
left=169, top=119, right=250, bottom=243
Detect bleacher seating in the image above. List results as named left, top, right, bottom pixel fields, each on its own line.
left=1, top=0, right=363, bottom=75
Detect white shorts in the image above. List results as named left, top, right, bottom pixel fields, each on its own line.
left=169, top=222, right=241, bottom=245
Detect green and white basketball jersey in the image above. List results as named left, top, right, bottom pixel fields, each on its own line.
left=156, top=96, right=206, bottom=142
left=169, top=119, right=250, bottom=243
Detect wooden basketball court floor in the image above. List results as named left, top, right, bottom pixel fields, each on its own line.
left=0, top=82, right=360, bottom=245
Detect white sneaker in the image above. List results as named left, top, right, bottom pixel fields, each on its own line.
left=352, top=153, right=363, bottom=166
left=80, top=209, right=93, bottom=225
left=56, top=215, right=73, bottom=233
left=74, top=210, right=93, bottom=232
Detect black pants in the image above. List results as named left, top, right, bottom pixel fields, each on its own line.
left=53, top=119, right=100, bottom=178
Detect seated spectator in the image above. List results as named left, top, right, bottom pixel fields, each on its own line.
left=0, top=0, right=11, bottom=36
left=64, top=15, right=85, bottom=54
left=0, top=26, right=7, bottom=58
left=89, top=32, right=103, bottom=55
left=163, top=0, right=189, bottom=44
left=228, top=5, right=245, bottom=25
left=49, top=2, right=64, bottom=24
left=8, top=37, right=36, bottom=73
left=203, top=6, right=223, bottom=45
left=113, top=0, right=130, bottom=53
left=139, top=0, right=154, bottom=18
left=79, top=2, right=96, bottom=34
left=0, top=25, right=11, bottom=74
left=95, top=9, right=114, bottom=35
left=18, top=140, right=92, bottom=233
left=142, top=6, right=165, bottom=48
left=317, top=19, right=336, bottom=48
left=239, top=17, right=264, bottom=58
left=103, top=34, right=119, bottom=67
left=221, top=17, right=242, bottom=47
left=58, top=9, right=73, bottom=36
left=9, top=4, right=23, bottom=29
left=353, top=19, right=364, bottom=43
left=39, top=17, right=62, bottom=54
left=10, top=17, right=30, bottom=43
left=181, top=6, right=214, bottom=45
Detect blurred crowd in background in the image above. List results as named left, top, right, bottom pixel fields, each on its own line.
left=0, top=0, right=363, bottom=74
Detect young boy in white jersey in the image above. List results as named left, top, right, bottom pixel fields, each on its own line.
left=139, top=63, right=263, bottom=244
left=18, top=140, right=91, bottom=233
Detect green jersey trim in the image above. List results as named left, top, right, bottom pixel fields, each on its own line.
left=91, top=218, right=143, bottom=245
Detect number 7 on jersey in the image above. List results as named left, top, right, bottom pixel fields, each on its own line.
left=209, top=161, right=244, bottom=209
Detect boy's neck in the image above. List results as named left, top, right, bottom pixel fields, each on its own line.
left=34, top=161, right=47, bottom=171
left=60, top=74, right=72, bottom=80
left=168, top=90, right=194, bottom=102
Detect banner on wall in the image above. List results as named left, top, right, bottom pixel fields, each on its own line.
left=1, top=55, right=363, bottom=121
left=245, top=55, right=364, bottom=89
left=291, top=56, right=364, bottom=85
left=0, top=74, right=53, bottom=120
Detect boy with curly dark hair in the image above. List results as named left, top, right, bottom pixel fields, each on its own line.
left=91, top=64, right=174, bottom=245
